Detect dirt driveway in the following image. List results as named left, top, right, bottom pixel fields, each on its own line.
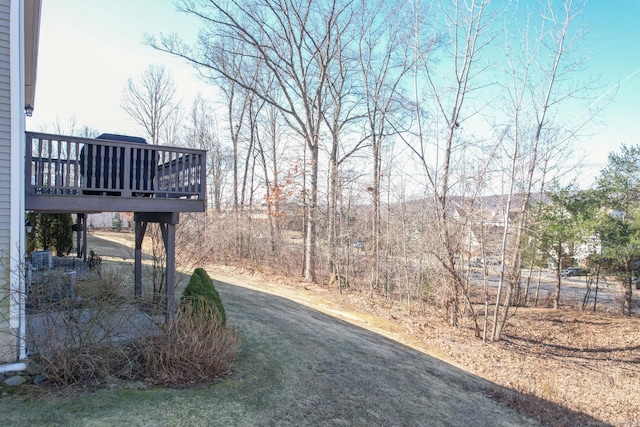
left=209, top=272, right=539, bottom=426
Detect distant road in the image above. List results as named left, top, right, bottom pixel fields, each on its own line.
left=470, top=268, right=639, bottom=314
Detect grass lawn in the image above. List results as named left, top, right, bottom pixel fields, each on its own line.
left=1, top=383, right=265, bottom=426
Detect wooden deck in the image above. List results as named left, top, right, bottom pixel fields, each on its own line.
left=25, top=132, right=207, bottom=214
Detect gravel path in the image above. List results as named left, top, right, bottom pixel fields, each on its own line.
left=214, top=277, right=540, bottom=426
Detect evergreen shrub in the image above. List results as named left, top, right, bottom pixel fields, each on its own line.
left=180, top=268, right=226, bottom=326
left=35, top=213, right=73, bottom=256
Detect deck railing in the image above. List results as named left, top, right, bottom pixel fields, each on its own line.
left=26, top=132, right=207, bottom=201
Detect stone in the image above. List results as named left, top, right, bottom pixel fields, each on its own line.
left=24, top=360, right=44, bottom=376
left=33, top=374, right=48, bottom=385
left=3, top=375, right=27, bottom=386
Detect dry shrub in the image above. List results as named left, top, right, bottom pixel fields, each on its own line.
left=27, top=269, right=76, bottom=312
left=133, top=304, right=240, bottom=386
left=74, top=269, right=127, bottom=305
left=28, top=265, right=239, bottom=388
left=34, top=341, right=135, bottom=385
left=28, top=268, right=156, bottom=385
left=29, top=301, right=150, bottom=385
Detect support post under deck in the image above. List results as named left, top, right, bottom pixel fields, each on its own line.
left=134, top=212, right=179, bottom=322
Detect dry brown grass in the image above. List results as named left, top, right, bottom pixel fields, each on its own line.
left=131, top=305, right=240, bottom=387
left=211, top=264, right=639, bottom=427
left=336, top=293, right=640, bottom=426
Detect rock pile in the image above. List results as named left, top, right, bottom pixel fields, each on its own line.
left=0, top=360, right=47, bottom=388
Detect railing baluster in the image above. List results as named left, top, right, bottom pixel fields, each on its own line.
left=106, top=146, right=113, bottom=191
left=55, top=139, right=62, bottom=194
left=122, top=144, right=131, bottom=197
left=73, top=140, right=80, bottom=189
left=65, top=139, right=71, bottom=194
left=46, top=138, right=53, bottom=192
left=132, top=146, right=139, bottom=192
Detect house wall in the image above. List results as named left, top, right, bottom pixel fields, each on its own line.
left=86, top=212, right=132, bottom=230
left=0, top=0, right=26, bottom=362
left=0, top=0, right=14, bottom=362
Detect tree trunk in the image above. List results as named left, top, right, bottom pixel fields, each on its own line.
left=554, top=261, right=562, bottom=309
left=328, top=138, right=339, bottom=276
left=624, top=275, right=633, bottom=316
left=372, top=139, right=381, bottom=293
left=304, top=143, right=319, bottom=282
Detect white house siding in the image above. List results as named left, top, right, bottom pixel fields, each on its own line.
left=86, top=212, right=132, bottom=229
left=0, top=0, right=14, bottom=362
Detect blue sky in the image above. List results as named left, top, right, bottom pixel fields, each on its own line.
left=28, top=1, right=640, bottom=188
left=574, top=1, right=640, bottom=177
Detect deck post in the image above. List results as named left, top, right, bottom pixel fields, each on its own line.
left=82, top=214, right=87, bottom=262
left=159, top=222, right=177, bottom=322
left=73, top=213, right=88, bottom=261
left=134, top=212, right=179, bottom=321
left=134, top=220, right=148, bottom=299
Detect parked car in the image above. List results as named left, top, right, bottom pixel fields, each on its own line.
left=560, top=267, right=588, bottom=277
left=470, top=257, right=501, bottom=267
left=470, top=257, right=483, bottom=267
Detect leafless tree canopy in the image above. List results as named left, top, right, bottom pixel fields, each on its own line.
left=135, top=0, right=613, bottom=339
left=121, top=64, right=181, bottom=145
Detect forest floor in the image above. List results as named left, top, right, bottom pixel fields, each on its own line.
left=206, top=264, right=640, bottom=427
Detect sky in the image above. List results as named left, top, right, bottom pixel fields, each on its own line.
left=29, top=0, right=214, bottom=135
left=27, top=0, right=640, bottom=189
left=570, top=0, right=640, bottom=182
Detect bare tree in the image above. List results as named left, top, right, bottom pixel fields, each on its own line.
left=403, top=0, right=502, bottom=328
left=215, top=40, right=254, bottom=212
left=121, top=64, right=181, bottom=145
left=49, top=116, right=99, bottom=139
left=491, top=0, right=592, bottom=340
left=183, top=94, right=228, bottom=212
left=255, top=103, right=291, bottom=252
left=149, top=0, right=355, bottom=281
left=317, top=3, right=374, bottom=282
left=356, top=0, right=412, bottom=295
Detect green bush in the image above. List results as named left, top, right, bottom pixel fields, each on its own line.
left=180, top=268, right=226, bottom=326
left=111, top=213, right=123, bottom=232
left=26, top=212, right=38, bottom=254
left=35, top=213, right=74, bottom=256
